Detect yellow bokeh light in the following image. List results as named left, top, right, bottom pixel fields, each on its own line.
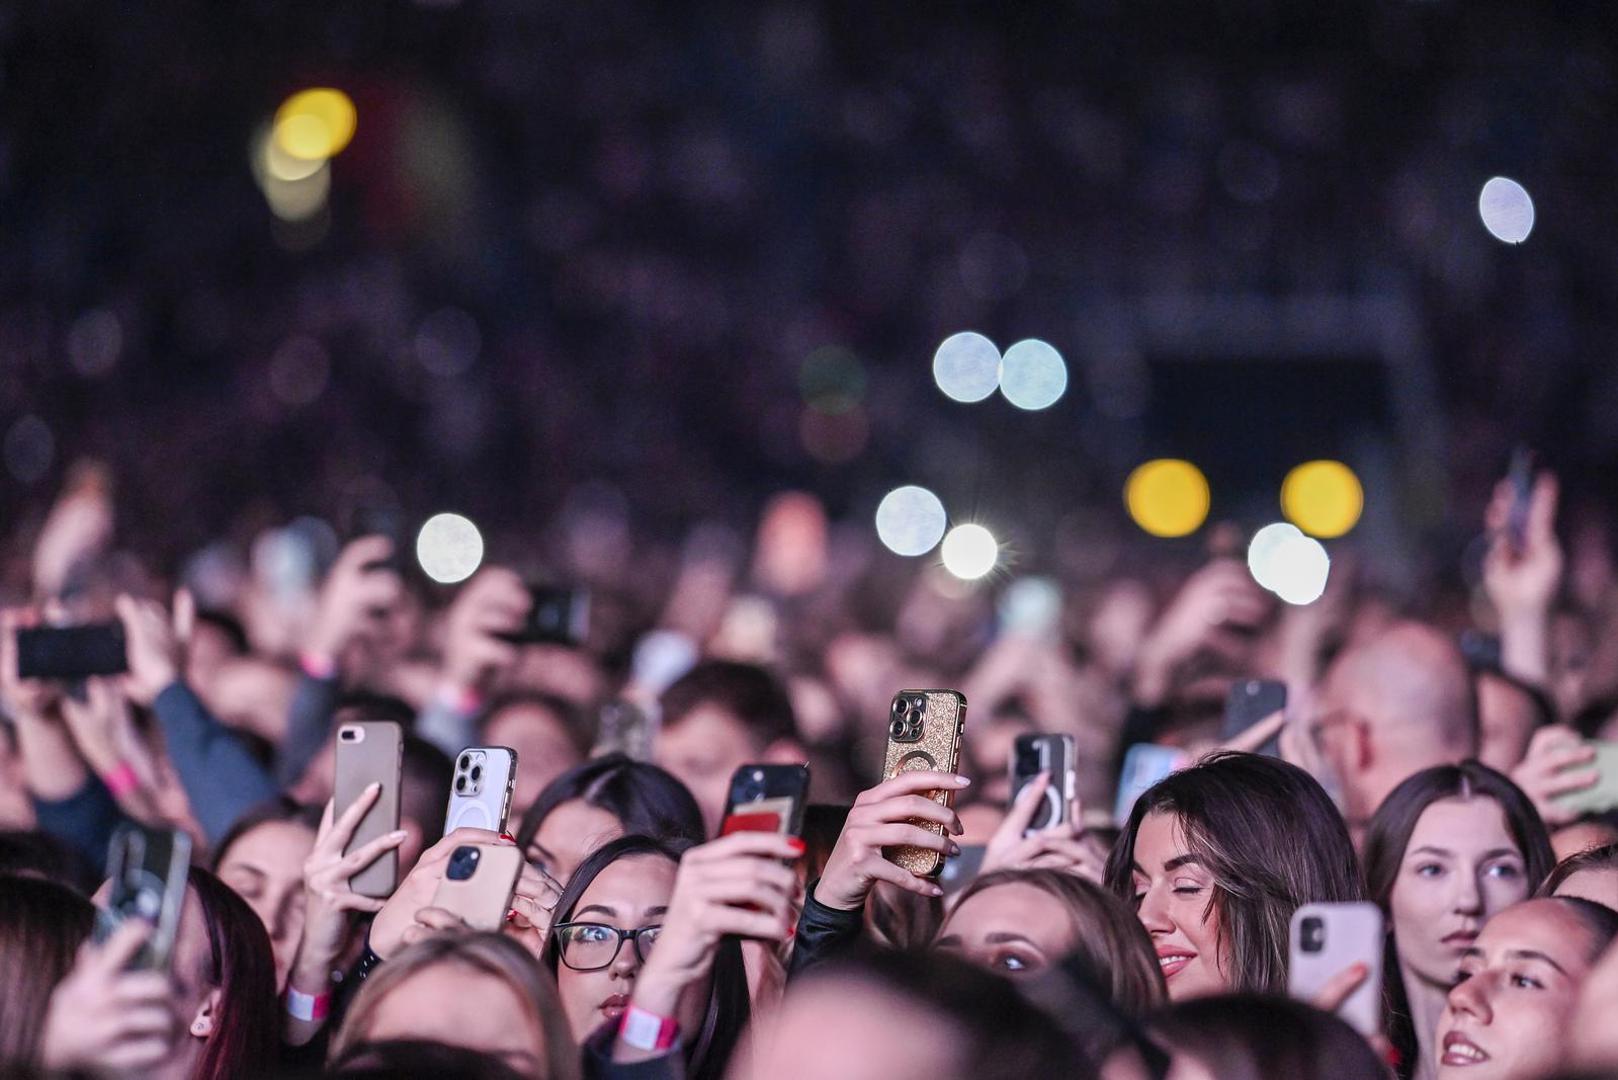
left=273, top=88, right=357, bottom=161
left=1125, top=459, right=1210, bottom=538
left=1281, top=460, right=1363, bottom=538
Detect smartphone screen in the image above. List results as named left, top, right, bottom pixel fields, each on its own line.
left=498, top=586, right=590, bottom=647
left=1221, top=679, right=1287, bottom=757
left=16, top=624, right=128, bottom=680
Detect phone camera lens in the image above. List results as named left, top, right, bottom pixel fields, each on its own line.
left=470, top=765, right=482, bottom=781
left=911, top=696, right=926, bottom=712
left=455, top=775, right=466, bottom=792
left=889, top=717, right=907, bottom=739
left=459, top=755, right=472, bottom=770
left=1300, top=917, right=1325, bottom=953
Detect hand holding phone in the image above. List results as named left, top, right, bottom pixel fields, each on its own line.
left=15, top=623, right=128, bottom=681
left=1552, top=740, right=1618, bottom=816
left=719, top=764, right=810, bottom=839
left=430, top=844, right=525, bottom=931
left=95, top=823, right=192, bottom=970
left=1288, top=902, right=1384, bottom=1037
left=495, top=585, right=590, bottom=647
left=1010, top=734, right=1075, bottom=834
left=880, top=690, right=967, bottom=878
left=334, top=721, right=403, bottom=898
left=814, top=770, right=967, bottom=911
left=445, top=747, right=518, bottom=835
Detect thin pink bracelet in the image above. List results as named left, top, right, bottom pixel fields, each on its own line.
left=101, top=761, right=139, bottom=799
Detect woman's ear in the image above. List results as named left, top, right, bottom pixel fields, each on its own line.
left=188, top=987, right=222, bottom=1040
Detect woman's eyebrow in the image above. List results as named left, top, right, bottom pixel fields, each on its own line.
left=1504, top=948, right=1568, bottom=976
left=575, top=903, right=618, bottom=919
left=1163, top=854, right=1202, bottom=872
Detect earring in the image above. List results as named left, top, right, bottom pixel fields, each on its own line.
left=190, top=1017, right=210, bottom=1038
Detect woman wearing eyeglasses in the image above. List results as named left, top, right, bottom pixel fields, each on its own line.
left=541, top=831, right=799, bottom=1080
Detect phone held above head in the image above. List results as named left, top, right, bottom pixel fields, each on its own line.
left=881, top=689, right=967, bottom=879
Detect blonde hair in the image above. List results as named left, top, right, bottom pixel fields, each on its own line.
left=330, top=932, right=580, bottom=1080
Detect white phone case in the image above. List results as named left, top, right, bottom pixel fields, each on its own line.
left=444, top=747, right=518, bottom=835
left=1288, top=901, right=1384, bottom=1037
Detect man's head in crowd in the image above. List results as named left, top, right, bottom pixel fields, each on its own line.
left=656, top=661, right=804, bottom=835
left=1315, top=621, right=1478, bottom=838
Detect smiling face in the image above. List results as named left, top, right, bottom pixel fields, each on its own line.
left=553, top=854, right=680, bottom=1043
left=1390, top=798, right=1530, bottom=990
left=1129, top=811, right=1229, bottom=1000
left=1436, top=900, right=1603, bottom=1079
left=935, top=882, right=1077, bottom=979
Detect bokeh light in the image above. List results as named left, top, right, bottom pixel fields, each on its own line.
left=875, top=485, right=948, bottom=556
left=1248, top=521, right=1329, bottom=604
left=932, top=331, right=1001, bottom=403
left=274, top=88, right=358, bottom=161
left=940, top=523, right=999, bottom=580
left=998, top=338, right=1068, bottom=411
left=1281, top=460, right=1363, bottom=538
left=416, top=512, right=484, bottom=583
left=1125, top=459, right=1210, bottom=538
left=1478, top=177, right=1534, bottom=244
left=1247, top=521, right=1304, bottom=592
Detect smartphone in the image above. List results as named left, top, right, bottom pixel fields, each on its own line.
left=1114, top=744, right=1189, bottom=824
left=95, top=823, right=192, bottom=970
left=719, top=764, right=811, bottom=839
left=1221, top=679, right=1287, bottom=757
left=1506, top=446, right=1534, bottom=551
left=593, top=700, right=656, bottom=761
left=1010, top=734, right=1075, bottom=834
left=1458, top=629, right=1503, bottom=673
left=497, top=585, right=590, bottom=647
left=16, top=624, right=128, bottom=680
left=881, top=689, right=967, bottom=879
left=349, top=505, right=407, bottom=574
left=1289, top=902, right=1384, bottom=1037
left=939, top=844, right=986, bottom=898
left=335, top=720, right=403, bottom=898
left=1553, top=740, right=1618, bottom=816
left=430, top=843, right=525, bottom=931
left=445, top=747, right=518, bottom=835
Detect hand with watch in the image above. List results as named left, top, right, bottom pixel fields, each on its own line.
left=608, top=830, right=802, bottom=1062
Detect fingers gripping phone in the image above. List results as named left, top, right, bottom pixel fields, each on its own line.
left=496, top=585, right=591, bottom=647
left=335, top=721, right=403, bottom=899
left=720, top=764, right=810, bottom=838
left=881, top=689, right=967, bottom=879
left=431, top=843, right=525, bottom=931
left=445, top=747, right=518, bottom=835
left=1553, top=740, right=1618, bottom=816
left=1010, top=734, right=1075, bottom=834
left=95, top=823, right=192, bottom=970
left=1289, top=902, right=1384, bottom=1038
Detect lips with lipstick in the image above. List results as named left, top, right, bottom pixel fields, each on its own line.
left=600, top=993, right=630, bottom=1021
left=1442, top=1030, right=1490, bottom=1067
left=1155, top=945, right=1197, bottom=979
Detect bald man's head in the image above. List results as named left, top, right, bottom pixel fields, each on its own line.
left=1318, top=620, right=1478, bottom=828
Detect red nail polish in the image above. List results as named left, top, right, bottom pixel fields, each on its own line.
left=786, top=922, right=796, bottom=940
left=505, top=908, right=518, bottom=923
left=786, top=837, right=806, bottom=853
left=498, top=833, right=516, bottom=844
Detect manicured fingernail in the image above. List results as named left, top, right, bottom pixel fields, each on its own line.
left=366, top=781, right=381, bottom=793
left=928, top=884, right=944, bottom=897
left=948, top=842, right=962, bottom=856
left=785, top=922, right=797, bottom=940
left=499, top=832, right=516, bottom=843
left=390, top=830, right=408, bottom=840
left=505, top=909, right=517, bottom=923
left=951, top=775, right=971, bottom=786
left=786, top=837, right=806, bottom=853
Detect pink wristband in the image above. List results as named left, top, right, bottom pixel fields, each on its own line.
left=285, top=987, right=330, bottom=1022
left=619, top=1004, right=679, bottom=1051
left=101, top=762, right=139, bottom=799
left=433, top=682, right=483, bottom=716
left=299, top=651, right=339, bottom=681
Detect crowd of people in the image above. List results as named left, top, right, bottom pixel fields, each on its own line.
left=2, top=452, right=1618, bottom=1080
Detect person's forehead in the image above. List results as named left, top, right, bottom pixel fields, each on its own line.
left=1479, top=902, right=1584, bottom=959
left=1410, top=797, right=1512, bottom=846
left=580, top=854, right=676, bottom=907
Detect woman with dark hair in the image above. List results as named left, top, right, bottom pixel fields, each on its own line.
left=1362, top=761, right=1555, bottom=1079
left=935, top=868, right=1165, bottom=1018
left=516, top=753, right=705, bottom=890
left=1434, top=897, right=1618, bottom=1080
left=1103, top=751, right=1364, bottom=999
left=1150, top=994, right=1388, bottom=1080
left=1537, top=841, right=1618, bottom=909
left=0, top=876, right=95, bottom=1069
left=173, top=866, right=281, bottom=1080
left=730, top=947, right=1087, bottom=1080
left=212, top=797, right=322, bottom=991
left=541, top=832, right=796, bottom=1080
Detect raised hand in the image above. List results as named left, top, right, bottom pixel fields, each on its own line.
left=439, top=568, right=528, bottom=697
left=369, top=826, right=506, bottom=959
left=979, top=772, right=1108, bottom=883
left=1510, top=724, right=1598, bottom=828
left=295, top=786, right=408, bottom=976
left=114, top=594, right=183, bottom=707
left=1134, top=559, right=1271, bottom=706
left=814, top=770, right=969, bottom=910
left=41, top=919, right=180, bottom=1075
left=305, top=537, right=404, bottom=665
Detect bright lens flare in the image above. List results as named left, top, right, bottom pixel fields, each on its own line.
left=940, top=524, right=999, bottom=580
left=1478, top=177, right=1534, bottom=245
left=416, top=513, right=484, bottom=584
left=875, top=486, right=948, bottom=557
left=1247, top=522, right=1304, bottom=592
left=1125, top=459, right=1210, bottom=538
left=274, top=88, right=358, bottom=161
left=999, top=338, right=1067, bottom=411
left=932, top=331, right=1001, bottom=403
left=1281, top=460, right=1363, bottom=538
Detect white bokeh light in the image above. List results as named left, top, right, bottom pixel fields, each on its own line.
left=999, top=338, right=1068, bottom=410
left=1247, top=522, right=1304, bottom=593
left=932, top=331, right=1001, bottom=403
left=940, top=523, right=999, bottom=580
left=1261, top=530, right=1331, bottom=606
left=1478, top=177, right=1535, bottom=245
left=875, top=485, right=948, bottom=557
left=416, top=512, right=484, bottom=584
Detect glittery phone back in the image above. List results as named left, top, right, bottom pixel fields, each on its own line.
left=880, top=689, right=966, bottom=878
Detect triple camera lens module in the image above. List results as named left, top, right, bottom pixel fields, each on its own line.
left=889, top=694, right=927, bottom=741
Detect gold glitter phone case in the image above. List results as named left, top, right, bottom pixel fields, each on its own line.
left=880, top=689, right=967, bottom=878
